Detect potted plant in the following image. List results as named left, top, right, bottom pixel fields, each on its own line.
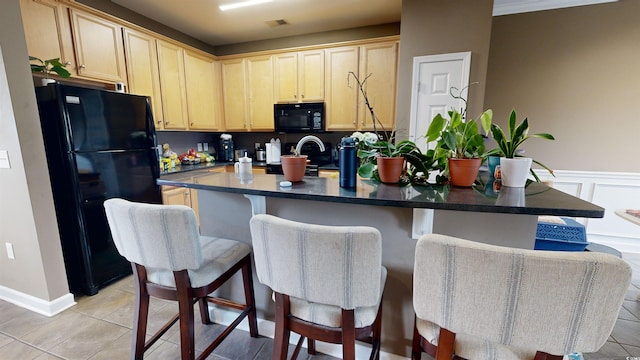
left=487, top=109, right=555, bottom=187
left=29, top=56, right=71, bottom=85
left=348, top=72, right=435, bottom=184
left=425, top=86, right=492, bottom=187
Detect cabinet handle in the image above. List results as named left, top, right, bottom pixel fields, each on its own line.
left=64, top=61, right=71, bottom=66
left=301, top=94, right=305, bottom=98
left=79, top=64, right=86, bottom=68
left=293, top=94, right=297, bottom=98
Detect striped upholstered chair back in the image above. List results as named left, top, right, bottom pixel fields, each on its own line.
left=103, top=198, right=258, bottom=360
left=412, top=233, right=632, bottom=360
left=249, top=214, right=386, bottom=359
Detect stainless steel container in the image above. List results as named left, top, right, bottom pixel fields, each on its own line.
left=255, top=148, right=266, bottom=161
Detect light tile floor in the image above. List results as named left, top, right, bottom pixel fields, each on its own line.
left=0, top=252, right=639, bottom=360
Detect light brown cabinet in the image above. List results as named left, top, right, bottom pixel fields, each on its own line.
left=161, top=185, right=199, bottom=224
left=184, top=50, right=223, bottom=131
left=122, top=28, right=164, bottom=129
left=20, top=0, right=76, bottom=77
left=156, top=40, right=188, bottom=130
left=357, top=41, right=398, bottom=131
left=274, top=50, right=324, bottom=103
left=69, top=9, right=127, bottom=83
left=324, top=42, right=398, bottom=132
left=324, top=46, right=359, bottom=131
left=221, top=56, right=274, bottom=131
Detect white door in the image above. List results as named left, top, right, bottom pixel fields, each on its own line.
left=409, top=52, right=471, bottom=239
left=408, top=52, right=471, bottom=152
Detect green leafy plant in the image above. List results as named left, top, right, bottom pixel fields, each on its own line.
left=424, top=85, right=492, bottom=184
left=486, top=109, right=555, bottom=181
left=347, top=72, right=438, bottom=183
left=29, top=56, right=71, bottom=79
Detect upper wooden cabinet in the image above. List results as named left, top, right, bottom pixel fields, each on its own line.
left=156, top=40, right=188, bottom=130
left=221, top=58, right=247, bottom=131
left=324, top=42, right=398, bottom=131
left=324, top=46, right=359, bottom=131
left=246, top=55, right=275, bottom=131
left=357, top=42, right=398, bottom=131
left=69, top=9, right=127, bottom=83
left=122, top=28, right=164, bottom=129
left=274, top=50, right=324, bottom=103
left=20, top=0, right=76, bottom=76
left=183, top=50, right=223, bottom=131
left=221, top=56, right=274, bottom=131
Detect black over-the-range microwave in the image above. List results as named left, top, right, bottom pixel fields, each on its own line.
left=274, top=102, right=324, bottom=133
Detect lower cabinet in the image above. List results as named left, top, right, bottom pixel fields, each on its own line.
left=161, top=185, right=199, bottom=225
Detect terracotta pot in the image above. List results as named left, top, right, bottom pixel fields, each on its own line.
left=500, top=157, right=532, bottom=187
left=448, top=158, right=481, bottom=187
left=280, top=155, right=308, bottom=182
left=376, top=156, right=404, bottom=184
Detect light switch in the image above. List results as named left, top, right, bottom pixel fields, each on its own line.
left=197, top=143, right=203, bottom=152
left=203, top=143, right=209, bottom=152
left=0, top=150, right=10, bottom=169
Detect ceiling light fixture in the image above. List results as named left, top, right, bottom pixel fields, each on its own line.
left=219, top=0, right=272, bottom=11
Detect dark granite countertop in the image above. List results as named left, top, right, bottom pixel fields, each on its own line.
left=158, top=171, right=604, bottom=218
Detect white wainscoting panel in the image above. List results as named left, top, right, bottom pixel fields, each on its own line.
left=537, top=170, right=640, bottom=253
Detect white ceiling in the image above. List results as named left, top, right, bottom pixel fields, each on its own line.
left=110, top=0, right=618, bottom=47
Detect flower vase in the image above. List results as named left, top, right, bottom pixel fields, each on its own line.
left=280, top=155, right=308, bottom=182
left=500, top=157, right=532, bottom=187
left=376, top=157, right=404, bottom=184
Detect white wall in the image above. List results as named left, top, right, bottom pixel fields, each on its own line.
left=0, top=0, right=72, bottom=315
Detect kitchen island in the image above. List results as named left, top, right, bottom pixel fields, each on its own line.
left=158, top=170, right=604, bottom=357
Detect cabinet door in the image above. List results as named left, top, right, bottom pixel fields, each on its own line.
left=299, top=50, right=324, bottom=102
left=69, top=9, right=126, bottom=82
left=20, top=0, right=76, bottom=76
left=161, top=186, right=192, bottom=206
left=123, top=28, right=163, bottom=129
left=274, top=52, right=298, bottom=102
left=325, top=46, right=359, bottom=131
left=221, top=58, right=247, bottom=131
left=358, top=42, right=398, bottom=131
left=157, top=40, right=188, bottom=130
left=246, top=55, right=274, bottom=131
left=184, top=50, right=221, bottom=130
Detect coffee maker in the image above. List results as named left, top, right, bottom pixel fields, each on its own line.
left=218, top=134, right=234, bottom=162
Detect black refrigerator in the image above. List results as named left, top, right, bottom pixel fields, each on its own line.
left=36, top=83, right=162, bottom=296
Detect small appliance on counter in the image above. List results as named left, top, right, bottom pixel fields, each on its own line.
left=218, top=133, right=234, bottom=162
left=234, top=148, right=248, bottom=162
left=255, top=143, right=267, bottom=162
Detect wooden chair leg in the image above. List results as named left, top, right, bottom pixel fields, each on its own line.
left=175, top=271, right=196, bottom=360
left=534, top=351, right=564, bottom=360
left=307, top=338, right=316, bottom=355
left=435, top=327, right=456, bottom=360
left=411, top=317, right=422, bottom=360
left=198, top=297, right=211, bottom=324
left=132, top=264, right=149, bottom=360
left=273, top=292, right=291, bottom=360
left=371, top=298, right=383, bottom=360
left=342, top=309, right=356, bottom=360
left=241, top=256, right=259, bottom=337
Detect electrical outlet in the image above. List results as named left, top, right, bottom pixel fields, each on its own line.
left=6, top=243, right=15, bottom=259
left=203, top=143, right=209, bottom=152
left=197, top=143, right=203, bottom=152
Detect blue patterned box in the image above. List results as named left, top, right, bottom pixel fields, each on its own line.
left=535, top=216, right=588, bottom=251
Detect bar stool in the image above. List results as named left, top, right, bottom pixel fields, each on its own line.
left=249, top=214, right=386, bottom=360
left=103, top=198, right=258, bottom=360
left=412, top=233, right=631, bottom=360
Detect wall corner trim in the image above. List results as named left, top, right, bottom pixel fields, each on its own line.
left=0, top=286, right=76, bottom=317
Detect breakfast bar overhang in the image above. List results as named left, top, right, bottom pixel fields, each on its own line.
left=158, top=170, right=605, bottom=357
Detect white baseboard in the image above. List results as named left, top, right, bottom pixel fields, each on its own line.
left=0, top=285, right=76, bottom=317
left=209, top=306, right=408, bottom=360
